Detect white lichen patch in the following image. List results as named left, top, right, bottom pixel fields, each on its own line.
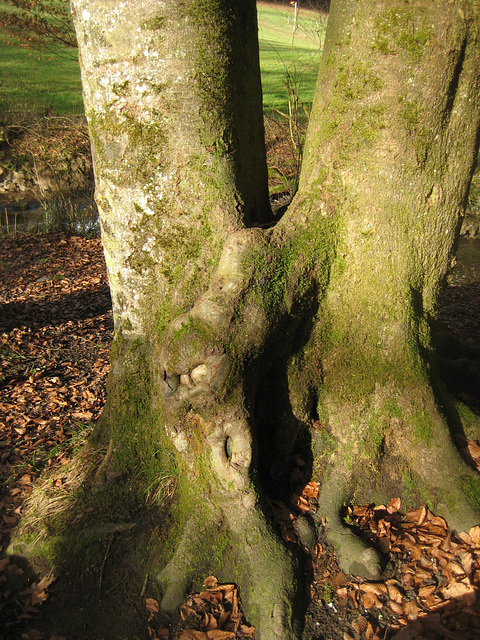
left=142, top=236, right=156, bottom=253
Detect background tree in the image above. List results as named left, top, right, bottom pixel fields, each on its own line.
left=64, top=0, right=480, bottom=637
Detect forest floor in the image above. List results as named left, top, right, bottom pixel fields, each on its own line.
left=1, top=231, right=480, bottom=640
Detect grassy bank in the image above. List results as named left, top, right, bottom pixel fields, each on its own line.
left=0, top=1, right=325, bottom=116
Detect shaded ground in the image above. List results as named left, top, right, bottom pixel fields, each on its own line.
left=0, top=232, right=480, bottom=640
left=0, top=233, right=114, bottom=640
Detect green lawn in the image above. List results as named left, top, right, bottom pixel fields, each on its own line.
left=0, top=0, right=82, bottom=115
left=257, top=1, right=326, bottom=112
left=0, top=1, right=325, bottom=116
left=0, top=46, right=83, bottom=115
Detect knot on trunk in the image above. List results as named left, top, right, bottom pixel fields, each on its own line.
left=159, top=229, right=271, bottom=413
left=207, top=417, right=253, bottom=492
left=160, top=312, right=232, bottom=409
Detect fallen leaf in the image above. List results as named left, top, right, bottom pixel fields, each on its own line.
left=146, top=598, right=159, bottom=613
left=361, top=591, right=382, bottom=609
left=281, top=526, right=299, bottom=544
left=35, top=574, right=55, bottom=592
left=352, top=505, right=369, bottom=517
left=296, top=495, right=311, bottom=512
left=239, top=624, right=255, bottom=636
left=181, top=604, right=198, bottom=621
left=201, top=613, right=217, bottom=631
left=418, top=585, right=436, bottom=598
left=219, top=583, right=235, bottom=595
left=389, top=601, right=404, bottom=615
left=203, top=576, right=219, bottom=590
left=206, top=632, right=235, bottom=640
left=466, top=439, right=480, bottom=466
left=0, top=558, right=10, bottom=572
left=407, top=505, right=427, bottom=526
left=359, top=582, right=387, bottom=596
left=177, top=632, right=207, bottom=640
left=302, top=481, right=319, bottom=500
left=404, top=600, right=418, bottom=621
left=458, top=531, right=473, bottom=545
left=197, top=591, right=221, bottom=605
left=442, top=579, right=476, bottom=603
left=468, top=525, right=480, bottom=547
left=387, top=583, right=403, bottom=604
left=31, top=590, right=48, bottom=605
left=365, top=621, right=376, bottom=640
left=387, top=497, right=401, bottom=513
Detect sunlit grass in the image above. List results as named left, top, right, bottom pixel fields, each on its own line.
left=257, top=1, right=326, bottom=113
left=0, top=0, right=82, bottom=114
left=0, top=1, right=325, bottom=117
left=0, top=43, right=82, bottom=114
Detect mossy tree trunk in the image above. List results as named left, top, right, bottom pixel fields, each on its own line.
left=297, top=0, right=480, bottom=577
left=70, top=0, right=480, bottom=637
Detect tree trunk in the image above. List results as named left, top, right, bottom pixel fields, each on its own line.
left=66, top=0, right=480, bottom=637
left=70, top=1, right=301, bottom=637
left=296, top=0, right=480, bottom=576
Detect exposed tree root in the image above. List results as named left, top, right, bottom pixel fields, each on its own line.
left=157, top=228, right=308, bottom=637
left=393, top=407, right=480, bottom=534
left=158, top=512, right=221, bottom=614
left=316, top=466, right=383, bottom=580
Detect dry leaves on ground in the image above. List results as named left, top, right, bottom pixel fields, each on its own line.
left=0, top=232, right=112, bottom=633
left=267, top=453, right=320, bottom=546
left=0, top=555, right=57, bottom=637
left=0, top=232, right=112, bottom=545
left=335, top=499, right=480, bottom=639
left=147, top=576, right=255, bottom=640
left=266, top=454, right=480, bottom=639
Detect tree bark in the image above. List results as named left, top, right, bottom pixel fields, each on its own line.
left=66, top=0, right=480, bottom=637
left=296, top=0, right=480, bottom=576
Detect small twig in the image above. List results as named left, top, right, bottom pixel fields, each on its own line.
left=140, top=573, right=149, bottom=597
left=98, top=532, right=114, bottom=593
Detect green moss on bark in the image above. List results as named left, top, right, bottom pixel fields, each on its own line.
left=372, top=7, right=432, bottom=59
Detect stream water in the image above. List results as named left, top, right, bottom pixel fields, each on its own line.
left=449, top=238, right=480, bottom=285
left=1, top=193, right=98, bottom=236
left=1, top=201, right=44, bottom=233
